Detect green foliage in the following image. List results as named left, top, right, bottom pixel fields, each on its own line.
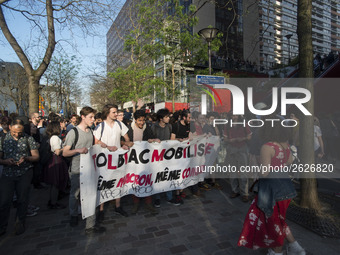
left=194, top=68, right=229, bottom=79
left=155, top=1, right=203, bottom=66
left=43, top=54, right=81, bottom=112
left=108, top=64, right=166, bottom=104
left=109, top=0, right=223, bottom=108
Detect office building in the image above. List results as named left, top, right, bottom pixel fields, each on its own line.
left=243, top=0, right=340, bottom=70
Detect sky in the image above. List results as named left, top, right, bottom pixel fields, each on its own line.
left=0, top=1, right=125, bottom=106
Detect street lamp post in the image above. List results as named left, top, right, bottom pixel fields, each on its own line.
left=285, top=33, right=293, bottom=64
left=198, top=28, right=220, bottom=75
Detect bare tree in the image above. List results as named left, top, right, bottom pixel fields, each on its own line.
left=42, top=54, right=81, bottom=116
left=65, top=80, right=82, bottom=115
left=42, top=81, right=57, bottom=113
left=0, top=62, right=29, bottom=115
left=89, top=76, right=117, bottom=111
left=0, top=0, right=122, bottom=114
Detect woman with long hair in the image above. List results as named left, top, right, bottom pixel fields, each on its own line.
left=43, top=121, right=69, bottom=209
left=237, top=115, right=306, bottom=255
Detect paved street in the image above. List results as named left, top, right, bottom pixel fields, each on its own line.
left=0, top=180, right=340, bottom=255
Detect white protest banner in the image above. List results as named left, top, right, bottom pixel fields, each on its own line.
left=80, top=135, right=220, bottom=218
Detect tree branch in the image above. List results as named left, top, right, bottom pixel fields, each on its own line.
left=35, top=0, right=56, bottom=78
left=0, top=6, right=33, bottom=74
left=2, top=4, right=47, bottom=18
left=0, top=0, right=10, bottom=5
left=52, top=0, right=78, bottom=11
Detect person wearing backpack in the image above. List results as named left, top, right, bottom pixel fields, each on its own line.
left=93, top=104, right=133, bottom=222
left=63, top=106, right=105, bottom=235
left=66, top=114, right=78, bottom=133
left=42, top=121, right=68, bottom=209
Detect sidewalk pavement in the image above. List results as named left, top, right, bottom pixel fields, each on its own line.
left=0, top=180, right=339, bottom=255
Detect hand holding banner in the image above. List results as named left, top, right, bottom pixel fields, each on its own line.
left=80, top=136, right=220, bottom=218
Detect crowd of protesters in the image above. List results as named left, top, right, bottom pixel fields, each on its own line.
left=313, top=51, right=339, bottom=77
left=1, top=102, right=340, bottom=255
left=199, top=51, right=339, bottom=76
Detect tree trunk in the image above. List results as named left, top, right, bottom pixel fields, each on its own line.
left=0, top=0, right=55, bottom=115
left=28, top=75, right=40, bottom=114
left=172, top=63, right=175, bottom=113
left=298, top=0, right=313, bottom=78
left=297, top=0, right=321, bottom=210
left=66, top=93, right=71, bottom=117
left=59, top=83, right=63, bottom=111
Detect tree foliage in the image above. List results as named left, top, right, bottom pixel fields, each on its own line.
left=43, top=54, right=81, bottom=116
left=108, top=0, right=222, bottom=112
left=107, top=0, right=167, bottom=111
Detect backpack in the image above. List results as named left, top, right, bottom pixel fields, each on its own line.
left=39, top=136, right=53, bottom=166
left=64, top=127, right=95, bottom=163
left=97, top=120, right=122, bottom=140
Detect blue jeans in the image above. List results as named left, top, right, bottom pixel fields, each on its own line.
left=0, top=169, right=33, bottom=231
left=69, top=173, right=95, bottom=229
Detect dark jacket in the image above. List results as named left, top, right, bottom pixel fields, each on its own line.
left=127, top=121, right=155, bottom=142
left=24, top=122, right=40, bottom=143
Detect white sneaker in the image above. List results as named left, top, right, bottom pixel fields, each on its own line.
left=28, top=204, right=40, bottom=212
left=287, top=241, right=306, bottom=255
left=26, top=209, right=38, bottom=217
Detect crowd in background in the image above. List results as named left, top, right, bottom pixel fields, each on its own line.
left=313, top=51, right=339, bottom=76
left=1, top=103, right=339, bottom=254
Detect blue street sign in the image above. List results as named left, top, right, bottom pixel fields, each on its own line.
left=196, top=75, right=225, bottom=85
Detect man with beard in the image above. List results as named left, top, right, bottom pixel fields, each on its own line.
left=171, top=110, right=196, bottom=203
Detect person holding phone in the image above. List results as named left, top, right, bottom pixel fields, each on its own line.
left=0, top=118, right=39, bottom=236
